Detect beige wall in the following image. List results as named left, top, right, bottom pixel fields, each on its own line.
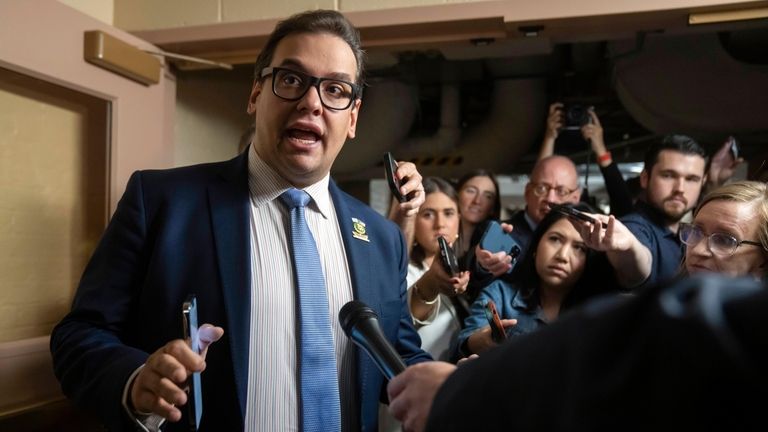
left=1, top=1, right=177, bottom=211
left=175, top=67, right=254, bottom=166
left=58, top=0, right=114, bottom=25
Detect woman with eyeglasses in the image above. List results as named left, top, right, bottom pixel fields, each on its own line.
left=680, top=180, right=768, bottom=279
left=575, top=180, right=768, bottom=283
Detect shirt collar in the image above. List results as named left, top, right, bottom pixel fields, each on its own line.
left=510, top=290, right=547, bottom=322
left=247, top=146, right=332, bottom=219
left=635, top=200, right=676, bottom=237
left=523, top=210, right=537, bottom=231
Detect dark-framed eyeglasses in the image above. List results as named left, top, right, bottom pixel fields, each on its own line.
left=679, top=223, right=763, bottom=257
left=530, top=182, right=578, bottom=198
left=260, top=66, right=361, bottom=110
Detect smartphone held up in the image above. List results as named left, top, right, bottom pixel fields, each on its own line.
left=479, top=221, right=522, bottom=271
left=384, top=152, right=406, bottom=203
left=549, top=203, right=607, bottom=229
left=484, top=300, right=507, bottom=343
left=437, top=236, right=460, bottom=276
left=182, top=295, right=203, bottom=431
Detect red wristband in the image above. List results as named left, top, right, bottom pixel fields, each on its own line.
left=597, top=152, right=612, bottom=163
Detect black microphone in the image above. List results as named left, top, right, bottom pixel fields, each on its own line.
left=339, top=300, right=407, bottom=380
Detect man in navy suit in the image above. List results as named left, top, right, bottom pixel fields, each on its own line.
left=51, top=9, right=431, bottom=431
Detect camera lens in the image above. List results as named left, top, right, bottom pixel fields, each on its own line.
left=565, top=104, right=590, bottom=128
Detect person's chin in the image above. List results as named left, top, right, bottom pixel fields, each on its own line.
left=686, top=263, right=715, bottom=274
left=278, top=154, right=326, bottom=183
left=663, top=201, right=689, bottom=218
left=541, top=273, right=570, bottom=286
left=463, top=213, right=484, bottom=224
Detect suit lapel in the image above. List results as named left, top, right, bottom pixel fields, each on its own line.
left=329, top=180, right=372, bottom=301
left=208, top=153, right=251, bottom=419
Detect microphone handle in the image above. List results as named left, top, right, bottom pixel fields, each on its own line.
left=350, top=320, right=407, bottom=380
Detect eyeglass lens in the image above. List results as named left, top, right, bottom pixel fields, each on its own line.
left=271, top=68, right=355, bottom=110
left=533, top=183, right=572, bottom=197
left=680, top=224, right=739, bottom=255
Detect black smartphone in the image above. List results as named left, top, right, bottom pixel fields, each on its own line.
left=437, top=236, right=460, bottom=276
left=728, top=136, right=739, bottom=161
left=484, top=300, right=506, bottom=343
left=384, top=152, right=406, bottom=203
left=550, top=203, right=608, bottom=228
left=479, top=221, right=522, bottom=262
left=182, top=295, right=202, bottom=431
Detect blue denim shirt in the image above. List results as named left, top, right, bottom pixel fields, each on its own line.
left=620, top=200, right=682, bottom=287
left=456, top=279, right=546, bottom=356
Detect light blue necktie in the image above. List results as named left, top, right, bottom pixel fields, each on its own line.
left=280, top=188, right=341, bottom=432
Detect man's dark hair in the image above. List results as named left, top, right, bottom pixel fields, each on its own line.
left=643, top=134, right=708, bottom=173
left=253, top=9, right=365, bottom=87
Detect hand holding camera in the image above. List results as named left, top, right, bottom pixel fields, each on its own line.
left=561, top=103, right=592, bottom=131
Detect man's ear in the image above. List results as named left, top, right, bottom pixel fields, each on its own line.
left=347, top=98, right=362, bottom=139
left=640, top=169, right=649, bottom=189
left=247, top=80, right=262, bottom=115
left=571, top=188, right=582, bottom=203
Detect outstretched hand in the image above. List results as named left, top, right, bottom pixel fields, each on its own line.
left=388, top=361, right=457, bottom=432
left=466, top=319, right=517, bottom=354
left=567, top=212, right=634, bottom=252
left=708, top=137, right=744, bottom=189
left=475, top=222, right=516, bottom=277
left=392, top=160, right=425, bottom=217
left=544, top=102, right=564, bottom=142
left=130, top=324, right=224, bottom=421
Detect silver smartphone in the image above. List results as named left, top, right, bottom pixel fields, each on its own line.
left=182, top=295, right=202, bottom=431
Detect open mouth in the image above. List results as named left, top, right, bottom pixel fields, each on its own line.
left=286, top=128, right=320, bottom=144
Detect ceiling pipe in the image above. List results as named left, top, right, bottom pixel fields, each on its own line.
left=336, top=76, right=548, bottom=180
left=334, top=79, right=417, bottom=174
left=612, top=32, right=768, bottom=139
left=401, top=82, right=462, bottom=154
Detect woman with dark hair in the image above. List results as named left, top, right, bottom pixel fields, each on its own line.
left=454, top=170, right=501, bottom=261
left=456, top=202, right=601, bottom=356
left=380, top=177, right=469, bottom=431
left=401, top=177, right=470, bottom=359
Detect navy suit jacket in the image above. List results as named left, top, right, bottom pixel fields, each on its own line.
left=50, top=152, right=431, bottom=431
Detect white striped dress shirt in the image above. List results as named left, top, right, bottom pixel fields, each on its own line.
left=244, top=147, right=356, bottom=431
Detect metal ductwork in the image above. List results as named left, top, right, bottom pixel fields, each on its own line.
left=334, top=76, right=547, bottom=180
left=612, top=32, right=768, bottom=140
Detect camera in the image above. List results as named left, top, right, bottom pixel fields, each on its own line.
left=562, top=104, right=591, bottom=130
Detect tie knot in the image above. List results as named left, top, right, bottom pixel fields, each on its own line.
left=280, top=188, right=311, bottom=209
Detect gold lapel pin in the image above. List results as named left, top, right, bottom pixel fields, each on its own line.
left=351, top=218, right=370, bottom=242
